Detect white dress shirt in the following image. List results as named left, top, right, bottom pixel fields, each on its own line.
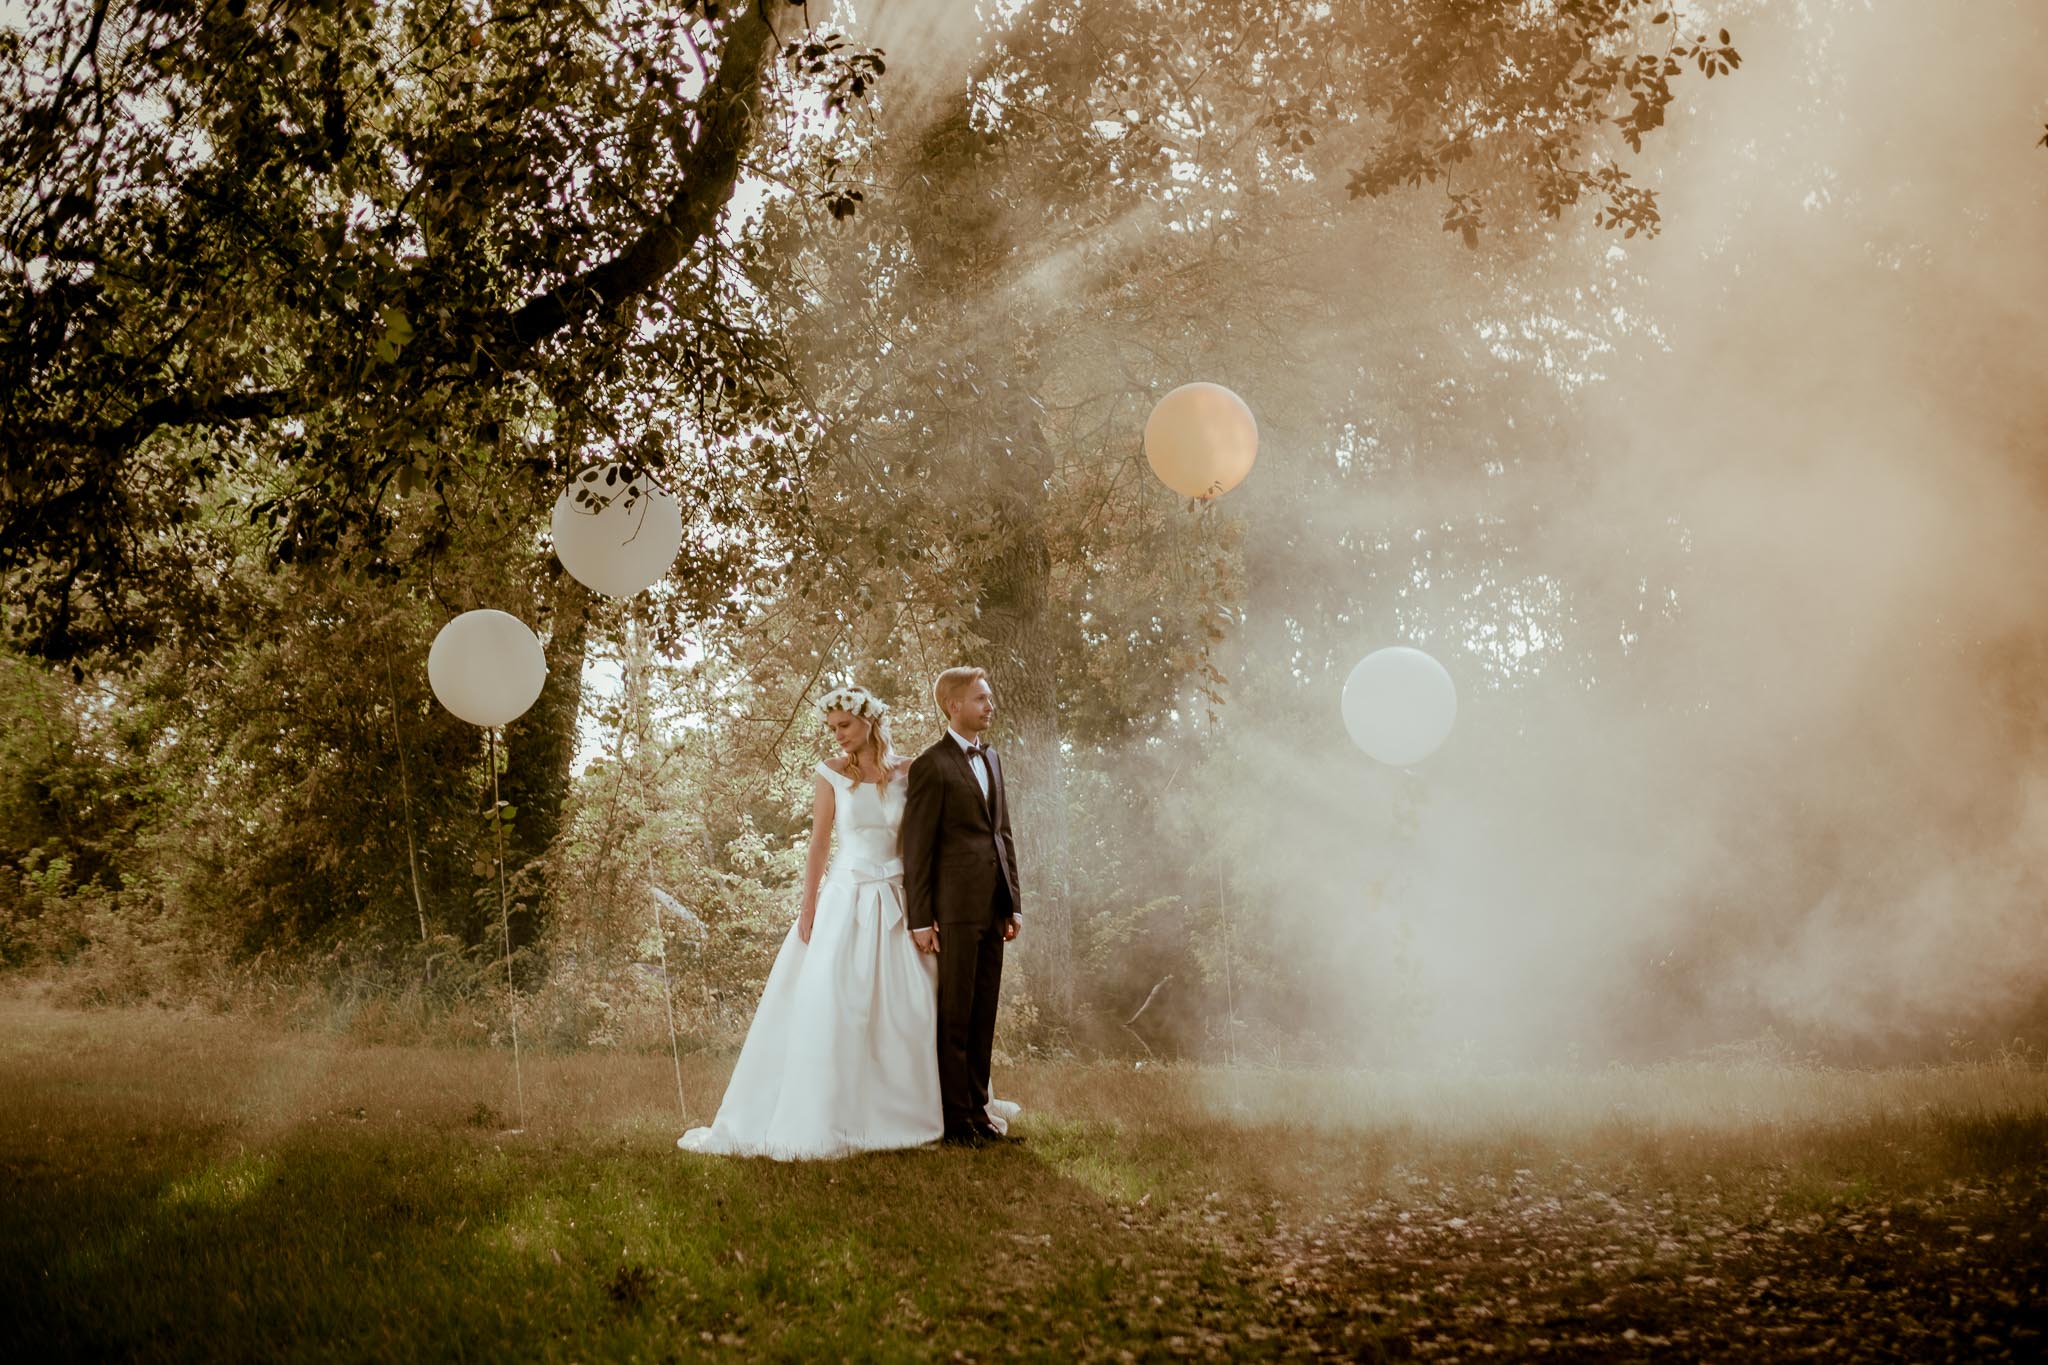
left=947, top=727, right=991, bottom=802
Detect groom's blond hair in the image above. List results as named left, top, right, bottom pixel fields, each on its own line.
left=932, top=666, right=988, bottom=722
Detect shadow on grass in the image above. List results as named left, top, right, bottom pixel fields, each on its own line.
left=1, top=1110, right=1292, bottom=1362
left=9, top=1001, right=2046, bottom=1362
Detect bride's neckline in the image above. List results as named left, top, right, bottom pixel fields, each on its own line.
left=827, top=756, right=911, bottom=787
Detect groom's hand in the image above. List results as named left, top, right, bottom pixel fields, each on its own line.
left=1003, top=915, right=1020, bottom=942
left=912, top=926, right=939, bottom=954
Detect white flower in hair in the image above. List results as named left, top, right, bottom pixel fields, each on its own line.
left=818, top=684, right=889, bottom=720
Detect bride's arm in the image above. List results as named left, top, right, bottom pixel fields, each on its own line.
left=797, top=774, right=834, bottom=943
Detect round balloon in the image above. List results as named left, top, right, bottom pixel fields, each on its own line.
left=551, top=463, right=684, bottom=599
left=1341, top=647, right=1458, bottom=767
left=1143, top=382, right=1258, bottom=501
left=428, top=610, right=548, bottom=728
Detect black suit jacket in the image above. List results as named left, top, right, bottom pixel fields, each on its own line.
left=900, top=735, right=1021, bottom=929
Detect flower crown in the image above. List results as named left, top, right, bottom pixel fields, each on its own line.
left=818, top=684, right=888, bottom=720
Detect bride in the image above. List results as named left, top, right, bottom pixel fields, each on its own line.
left=678, top=683, right=1016, bottom=1159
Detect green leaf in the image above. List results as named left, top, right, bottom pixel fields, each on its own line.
left=377, top=305, right=414, bottom=361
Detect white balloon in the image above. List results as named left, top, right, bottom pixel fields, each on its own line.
left=428, top=610, right=548, bottom=728
left=551, top=463, right=684, bottom=599
left=1143, top=382, right=1259, bottom=501
left=1341, top=647, right=1458, bottom=767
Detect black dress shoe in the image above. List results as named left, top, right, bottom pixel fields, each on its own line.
left=970, top=1122, right=1019, bottom=1144
left=940, top=1127, right=988, bottom=1148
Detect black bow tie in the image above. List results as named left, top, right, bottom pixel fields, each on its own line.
left=964, top=742, right=989, bottom=761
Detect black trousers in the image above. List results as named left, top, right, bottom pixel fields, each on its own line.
left=936, top=881, right=1011, bottom=1130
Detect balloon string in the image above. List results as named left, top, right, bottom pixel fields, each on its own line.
left=383, top=639, right=430, bottom=944
left=652, top=850, right=689, bottom=1129
left=624, top=613, right=689, bottom=1130
left=490, top=726, right=527, bottom=1130
left=1220, top=850, right=1238, bottom=1072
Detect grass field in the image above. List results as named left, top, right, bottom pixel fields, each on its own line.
left=2, top=997, right=2044, bottom=1361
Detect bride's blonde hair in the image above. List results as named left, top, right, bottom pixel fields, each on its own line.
left=818, top=684, right=899, bottom=790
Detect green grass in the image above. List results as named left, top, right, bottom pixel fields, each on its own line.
left=3, top=998, right=2045, bottom=1361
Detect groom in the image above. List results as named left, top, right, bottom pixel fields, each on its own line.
left=900, top=666, right=1022, bottom=1146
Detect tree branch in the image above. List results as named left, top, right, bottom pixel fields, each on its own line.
left=26, top=9, right=781, bottom=459
left=88, top=386, right=313, bottom=451
left=500, top=6, right=777, bottom=361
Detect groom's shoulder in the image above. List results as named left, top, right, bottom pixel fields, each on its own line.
left=912, top=738, right=950, bottom=766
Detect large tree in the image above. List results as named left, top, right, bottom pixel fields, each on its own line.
left=0, top=0, right=863, bottom=661
left=0, top=0, right=874, bottom=954
left=740, top=0, right=1742, bottom=1013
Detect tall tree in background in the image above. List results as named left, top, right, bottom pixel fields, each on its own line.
left=747, top=0, right=1741, bottom=1015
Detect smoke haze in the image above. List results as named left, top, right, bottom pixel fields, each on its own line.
left=810, top=1, right=2048, bottom=1065
left=1209, top=0, right=2048, bottom=1064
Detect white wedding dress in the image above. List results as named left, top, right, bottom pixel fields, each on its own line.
left=678, top=760, right=1018, bottom=1160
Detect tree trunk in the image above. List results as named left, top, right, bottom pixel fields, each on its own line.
left=880, top=104, right=1079, bottom=1021
left=496, top=572, right=591, bottom=963
left=977, top=388, right=1075, bottom=1019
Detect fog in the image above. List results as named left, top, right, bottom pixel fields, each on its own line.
left=1188, top=0, right=2048, bottom=1064
left=751, top=0, right=2048, bottom=1066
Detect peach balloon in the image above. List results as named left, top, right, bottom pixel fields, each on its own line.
left=1142, top=382, right=1259, bottom=501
